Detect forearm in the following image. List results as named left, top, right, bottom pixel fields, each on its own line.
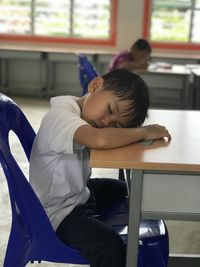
left=119, top=61, right=148, bottom=70
left=91, top=127, right=146, bottom=149
left=74, top=124, right=171, bottom=150
left=74, top=125, right=146, bottom=149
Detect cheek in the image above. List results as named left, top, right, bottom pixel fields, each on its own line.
left=82, top=94, right=106, bottom=121
left=82, top=99, right=98, bottom=120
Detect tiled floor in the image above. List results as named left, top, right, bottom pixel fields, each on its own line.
left=0, top=96, right=200, bottom=266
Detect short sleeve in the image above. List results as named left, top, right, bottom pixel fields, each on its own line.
left=35, top=107, right=88, bottom=155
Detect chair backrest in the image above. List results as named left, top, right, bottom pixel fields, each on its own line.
left=0, top=94, right=88, bottom=265
left=0, top=94, right=35, bottom=160
left=78, top=54, right=99, bottom=95
left=0, top=130, right=55, bottom=241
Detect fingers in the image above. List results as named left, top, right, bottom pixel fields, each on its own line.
left=156, top=124, right=171, bottom=140
left=143, top=124, right=171, bottom=141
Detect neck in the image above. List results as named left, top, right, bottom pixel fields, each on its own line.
left=76, top=95, right=87, bottom=111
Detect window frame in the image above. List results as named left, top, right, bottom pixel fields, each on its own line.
left=0, top=0, right=118, bottom=46
left=143, top=0, right=200, bottom=50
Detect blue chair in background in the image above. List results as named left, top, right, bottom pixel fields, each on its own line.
left=78, top=54, right=99, bottom=95
left=0, top=93, right=169, bottom=267
left=78, top=54, right=126, bottom=181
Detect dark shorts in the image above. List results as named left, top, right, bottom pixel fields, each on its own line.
left=56, top=178, right=128, bottom=267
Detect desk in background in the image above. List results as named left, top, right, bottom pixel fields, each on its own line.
left=136, top=65, right=191, bottom=109
left=0, top=46, right=199, bottom=110
left=0, top=50, right=47, bottom=97
left=191, top=68, right=200, bottom=109
left=90, top=109, right=200, bottom=267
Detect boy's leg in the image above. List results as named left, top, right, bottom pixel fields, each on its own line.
left=87, top=178, right=128, bottom=213
left=56, top=205, right=126, bottom=267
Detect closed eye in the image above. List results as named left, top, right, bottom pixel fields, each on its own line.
left=108, top=105, right=112, bottom=114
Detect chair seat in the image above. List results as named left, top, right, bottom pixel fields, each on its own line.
left=97, top=197, right=169, bottom=267
left=97, top=198, right=167, bottom=239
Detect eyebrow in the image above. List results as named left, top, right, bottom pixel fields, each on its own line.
left=117, top=100, right=133, bottom=117
left=115, top=101, right=132, bottom=128
left=114, top=101, right=120, bottom=114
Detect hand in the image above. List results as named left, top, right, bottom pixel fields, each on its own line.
left=142, top=124, right=171, bottom=141
left=139, top=62, right=149, bottom=70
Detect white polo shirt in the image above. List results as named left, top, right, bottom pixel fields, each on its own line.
left=29, top=95, right=91, bottom=230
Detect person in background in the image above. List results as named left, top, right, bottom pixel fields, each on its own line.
left=29, top=69, right=170, bottom=267
left=108, top=38, right=152, bottom=71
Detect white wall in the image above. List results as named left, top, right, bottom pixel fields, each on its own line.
left=116, top=0, right=145, bottom=50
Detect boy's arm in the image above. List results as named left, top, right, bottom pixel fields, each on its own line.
left=119, top=60, right=149, bottom=70
left=74, top=124, right=171, bottom=149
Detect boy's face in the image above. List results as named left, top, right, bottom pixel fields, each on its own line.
left=81, top=77, right=132, bottom=128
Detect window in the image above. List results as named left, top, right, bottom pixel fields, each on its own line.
left=0, top=0, right=117, bottom=45
left=143, top=0, right=200, bottom=49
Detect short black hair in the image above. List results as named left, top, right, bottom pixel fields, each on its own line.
left=101, top=69, right=149, bottom=128
left=131, top=38, right=152, bottom=54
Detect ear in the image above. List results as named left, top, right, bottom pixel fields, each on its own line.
left=88, top=77, right=104, bottom=93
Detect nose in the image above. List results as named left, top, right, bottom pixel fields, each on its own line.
left=101, top=116, right=116, bottom=127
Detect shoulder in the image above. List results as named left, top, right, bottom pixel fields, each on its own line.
left=50, top=95, right=80, bottom=113
left=35, top=95, right=88, bottom=153
left=43, top=95, right=87, bottom=128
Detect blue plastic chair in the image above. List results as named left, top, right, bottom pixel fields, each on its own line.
left=78, top=54, right=99, bottom=95
left=0, top=93, right=169, bottom=267
left=0, top=93, right=89, bottom=266
left=0, top=94, right=35, bottom=160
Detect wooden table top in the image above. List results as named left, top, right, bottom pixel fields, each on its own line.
left=90, top=109, right=200, bottom=172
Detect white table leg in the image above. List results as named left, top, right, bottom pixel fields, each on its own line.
left=126, top=169, right=143, bottom=267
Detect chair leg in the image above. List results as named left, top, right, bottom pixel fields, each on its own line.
left=3, top=219, right=30, bottom=267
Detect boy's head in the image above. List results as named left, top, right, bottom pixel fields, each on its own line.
left=130, top=38, right=151, bottom=64
left=81, top=69, right=149, bottom=128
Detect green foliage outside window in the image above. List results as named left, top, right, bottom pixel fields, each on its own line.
left=0, top=0, right=111, bottom=39
left=150, top=0, right=200, bottom=43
